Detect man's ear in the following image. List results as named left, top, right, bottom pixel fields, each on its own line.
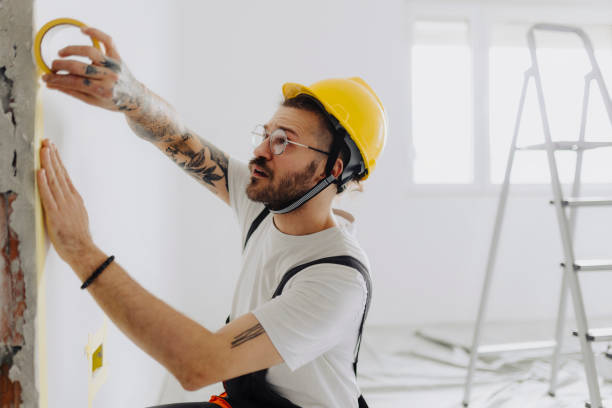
left=317, top=157, right=343, bottom=180
left=331, top=157, right=344, bottom=179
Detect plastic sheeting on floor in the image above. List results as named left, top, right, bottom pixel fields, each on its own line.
left=359, top=323, right=612, bottom=407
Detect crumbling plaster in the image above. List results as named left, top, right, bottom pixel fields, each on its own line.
left=0, top=0, right=42, bottom=406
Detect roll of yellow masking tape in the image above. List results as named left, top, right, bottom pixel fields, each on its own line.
left=34, top=18, right=102, bottom=75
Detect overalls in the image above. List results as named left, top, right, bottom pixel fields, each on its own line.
left=151, top=208, right=371, bottom=408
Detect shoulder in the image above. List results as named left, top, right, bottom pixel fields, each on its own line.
left=281, top=259, right=369, bottom=310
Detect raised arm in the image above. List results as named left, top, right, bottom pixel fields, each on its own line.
left=124, top=94, right=230, bottom=204
left=41, top=26, right=230, bottom=204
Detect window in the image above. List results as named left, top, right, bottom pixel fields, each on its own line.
left=408, top=1, right=612, bottom=190
left=412, top=21, right=472, bottom=183
left=489, top=24, right=612, bottom=184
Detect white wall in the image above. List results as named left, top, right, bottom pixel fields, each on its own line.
left=36, top=0, right=612, bottom=406
left=36, top=1, right=182, bottom=407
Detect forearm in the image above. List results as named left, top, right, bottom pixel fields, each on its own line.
left=123, top=87, right=230, bottom=201
left=124, top=85, right=186, bottom=143
left=68, top=246, right=220, bottom=388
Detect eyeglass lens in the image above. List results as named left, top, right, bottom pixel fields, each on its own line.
left=251, top=126, right=288, bottom=155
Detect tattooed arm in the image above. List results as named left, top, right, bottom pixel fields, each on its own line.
left=41, top=26, right=230, bottom=204
left=125, top=102, right=230, bottom=204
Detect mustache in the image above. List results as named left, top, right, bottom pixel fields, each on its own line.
left=248, top=156, right=272, bottom=176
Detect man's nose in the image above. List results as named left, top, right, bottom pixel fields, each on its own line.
left=253, top=137, right=273, bottom=160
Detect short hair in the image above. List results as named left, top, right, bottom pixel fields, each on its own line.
left=281, top=95, right=361, bottom=194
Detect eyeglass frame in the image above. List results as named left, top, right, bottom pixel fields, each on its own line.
left=251, top=124, right=331, bottom=156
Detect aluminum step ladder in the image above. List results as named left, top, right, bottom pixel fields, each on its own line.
left=463, top=24, right=612, bottom=408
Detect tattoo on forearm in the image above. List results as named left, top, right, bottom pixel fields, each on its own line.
left=231, top=323, right=265, bottom=348
left=116, top=65, right=229, bottom=192
left=208, top=143, right=229, bottom=191
left=164, top=133, right=229, bottom=191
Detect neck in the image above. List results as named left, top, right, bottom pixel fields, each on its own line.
left=272, top=190, right=337, bottom=235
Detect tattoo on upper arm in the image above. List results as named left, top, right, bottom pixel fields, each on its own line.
left=164, top=133, right=229, bottom=192
left=231, top=323, right=265, bottom=348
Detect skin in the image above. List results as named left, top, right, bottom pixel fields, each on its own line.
left=39, top=26, right=343, bottom=390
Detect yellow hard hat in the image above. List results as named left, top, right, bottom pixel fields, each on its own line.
left=282, top=77, right=387, bottom=181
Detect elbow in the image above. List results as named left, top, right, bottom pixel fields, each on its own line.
left=178, top=372, right=206, bottom=392
left=179, top=377, right=203, bottom=392
left=176, top=363, right=216, bottom=392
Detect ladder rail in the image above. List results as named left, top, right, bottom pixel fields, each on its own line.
left=462, top=69, right=532, bottom=407
left=549, top=68, right=592, bottom=396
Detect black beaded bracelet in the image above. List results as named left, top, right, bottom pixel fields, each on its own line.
left=80, top=255, right=115, bottom=290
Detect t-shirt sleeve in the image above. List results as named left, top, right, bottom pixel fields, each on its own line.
left=228, top=156, right=265, bottom=237
left=252, top=264, right=368, bottom=371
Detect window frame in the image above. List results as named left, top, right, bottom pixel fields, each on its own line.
left=405, top=0, right=612, bottom=197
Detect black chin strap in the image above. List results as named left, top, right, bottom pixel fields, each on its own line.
left=266, top=174, right=336, bottom=214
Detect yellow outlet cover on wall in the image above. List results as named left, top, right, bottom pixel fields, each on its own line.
left=85, top=319, right=109, bottom=408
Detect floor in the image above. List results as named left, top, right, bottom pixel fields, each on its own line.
left=359, top=320, right=612, bottom=408
left=157, top=320, right=612, bottom=407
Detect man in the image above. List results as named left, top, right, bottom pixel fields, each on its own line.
left=39, top=26, right=387, bottom=408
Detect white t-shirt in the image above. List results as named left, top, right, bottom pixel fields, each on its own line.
left=227, top=157, right=371, bottom=408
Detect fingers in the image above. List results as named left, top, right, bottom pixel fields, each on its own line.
left=58, top=45, right=106, bottom=64
left=48, top=144, right=72, bottom=196
left=81, top=26, right=121, bottom=60
left=44, top=73, right=111, bottom=99
left=37, top=168, right=58, bottom=212
left=50, top=143, right=80, bottom=196
left=40, top=145, right=66, bottom=205
left=51, top=59, right=117, bottom=80
left=51, top=87, right=103, bottom=107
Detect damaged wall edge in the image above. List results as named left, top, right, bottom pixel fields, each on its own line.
left=0, top=0, right=45, bottom=407
left=0, top=66, right=17, bottom=127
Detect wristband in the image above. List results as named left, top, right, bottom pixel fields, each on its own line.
left=81, top=255, right=115, bottom=290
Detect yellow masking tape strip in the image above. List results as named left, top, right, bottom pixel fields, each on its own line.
left=34, top=18, right=101, bottom=75
left=35, top=81, right=48, bottom=408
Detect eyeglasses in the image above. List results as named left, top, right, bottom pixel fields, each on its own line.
left=251, top=125, right=331, bottom=156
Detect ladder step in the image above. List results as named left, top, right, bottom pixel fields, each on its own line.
left=550, top=197, right=612, bottom=207
left=517, top=141, right=612, bottom=151
left=477, top=340, right=556, bottom=355
left=572, top=328, right=612, bottom=342
left=561, top=260, right=612, bottom=271
left=585, top=399, right=612, bottom=408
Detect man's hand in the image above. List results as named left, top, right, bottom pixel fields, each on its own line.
left=37, top=139, right=96, bottom=265
left=41, top=26, right=145, bottom=113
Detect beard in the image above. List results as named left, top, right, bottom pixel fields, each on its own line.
left=246, top=157, right=321, bottom=211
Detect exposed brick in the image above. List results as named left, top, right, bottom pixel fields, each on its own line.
left=0, top=348, right=22, bottom=407
left=0, top=191, right=25, bottom=346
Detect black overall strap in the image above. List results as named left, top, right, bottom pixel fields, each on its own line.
left=226, top=206, right=271, bottom=325
left=227, top=210, right=372, bottom=408
left=273, top=256, right=372, bottom=408
left=243, top=207, right=270, bottom=251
